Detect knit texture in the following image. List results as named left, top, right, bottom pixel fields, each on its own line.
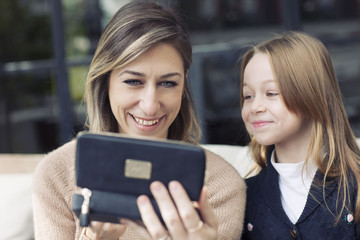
left=33, top=140, right=246, bottom=239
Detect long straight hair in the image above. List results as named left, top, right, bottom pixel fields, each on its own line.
left=84, top=0, right=201, bottom=143
left=240, top=31, right=360, bottom=222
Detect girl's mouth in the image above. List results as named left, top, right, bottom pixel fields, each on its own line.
left=252, top=120, right=272, bottom=128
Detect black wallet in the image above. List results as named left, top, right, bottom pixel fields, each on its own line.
left=72, top=132, right=206, bottom=227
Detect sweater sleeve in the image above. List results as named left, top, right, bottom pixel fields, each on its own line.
left=204, top=150, right=246, bottom=240
left=32, top=141, right=80, bottom=240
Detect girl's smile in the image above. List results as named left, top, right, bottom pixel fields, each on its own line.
left=241, top=53, right=312, bottom=155
left=251, top=120, right=273, bottom=129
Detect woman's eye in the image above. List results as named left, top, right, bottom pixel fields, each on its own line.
left=123, top=79, right=142, bottom=86
left=159, top=81, right=178, bottom=88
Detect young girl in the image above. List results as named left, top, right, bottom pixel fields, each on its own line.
left=240, top=31, right=360, bottom=239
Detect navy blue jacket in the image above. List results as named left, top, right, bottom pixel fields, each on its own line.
left=242, top=149, right=360, bottom=240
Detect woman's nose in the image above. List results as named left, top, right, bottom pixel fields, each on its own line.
left=139, top=86, right=160, bottom=116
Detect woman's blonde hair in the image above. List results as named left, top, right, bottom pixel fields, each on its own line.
left=240, top=31, right=360, bottom=222
left=84, top=0, right=201, bottom=144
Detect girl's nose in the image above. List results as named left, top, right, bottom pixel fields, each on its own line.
left=251, top=96, right=266, bottom=114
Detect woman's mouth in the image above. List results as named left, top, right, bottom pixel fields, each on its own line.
left=130, top=114, right=162, bottom=126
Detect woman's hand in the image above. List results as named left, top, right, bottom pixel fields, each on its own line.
left=121, top=180, right=218, bottom=240
left=85, top=222, right=127, bottom=239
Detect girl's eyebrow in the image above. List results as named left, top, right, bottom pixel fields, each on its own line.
left=243, top=79, right=276, bottom=85
left=264, top=79, right=276, bottom=84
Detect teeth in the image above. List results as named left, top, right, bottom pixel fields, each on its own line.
left=134, top=116, right=159, bottom=126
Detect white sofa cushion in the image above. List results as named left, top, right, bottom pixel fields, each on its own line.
left=0, top=174, right=34, bottom=240
left=202, top=144, right=255, bottom=178
left=0, top=154, right=42, bottom=240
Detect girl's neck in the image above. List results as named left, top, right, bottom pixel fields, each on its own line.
left=274, top=144, right=309, bottom=164
left=274, top=135, right=312, bottom=164
left=274, top=119, right=313, bottom=164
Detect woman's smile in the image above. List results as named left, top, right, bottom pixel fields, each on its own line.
left=129, top=113, right=164, bottom=128
left=108, top=42, right=184, bottom=139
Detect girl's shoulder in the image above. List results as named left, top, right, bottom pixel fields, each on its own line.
left=245, top=165, right=270, bottom=183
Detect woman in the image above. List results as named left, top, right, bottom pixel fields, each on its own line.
left=240, top=31, right=360, bottom=239
left=32, top=1, right=246, bottom=239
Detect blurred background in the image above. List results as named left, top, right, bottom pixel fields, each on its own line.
left=0, top=0, right=359, bottom=153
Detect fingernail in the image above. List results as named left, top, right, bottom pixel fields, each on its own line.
left=169, top=181, right=180, bottom=192
left=138, top=195, right=148, bottom=206
left=151, top=181, right=162, bottom=192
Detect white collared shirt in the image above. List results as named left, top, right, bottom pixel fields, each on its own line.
left=271, top=150, right=317, bottom=224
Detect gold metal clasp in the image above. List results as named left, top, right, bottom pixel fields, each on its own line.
left=124, top=159, right=152, bottom=180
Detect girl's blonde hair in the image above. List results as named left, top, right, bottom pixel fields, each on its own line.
left=240, top=31, right=360, bottom=222
left=84, top=0, right=201, bottom=144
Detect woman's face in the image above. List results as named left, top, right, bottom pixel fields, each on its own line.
left=241, top=53, right=312, bottom=150
left=108, top=42, right=184, bottom=139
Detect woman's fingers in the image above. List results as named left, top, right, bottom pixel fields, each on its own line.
left=136, top=193, right=169, bottom=239
left=168, top=181, right=202, bottom=231
left=149, top=181, right=187, bottom=239
left=169, top=181, right=217, bottom=238
left=133, top=181, right=218, bottom=240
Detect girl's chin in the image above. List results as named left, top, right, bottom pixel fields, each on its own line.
left=252, top=136, right=274, bottom=146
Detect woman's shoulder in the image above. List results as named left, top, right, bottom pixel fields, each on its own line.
left=40, top=139, right=76, bottom=165
left=32, top=138, right=78, bottom=205
left=33, top=139, right=77, bottom=182
left=203, top=148, right=246, bottom=187
left=204, top=148, right=238, bottom=172
left=202, top=148, right=246, bottom=238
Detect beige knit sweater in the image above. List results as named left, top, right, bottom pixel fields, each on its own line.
left=33, top=140, right=246, bottom=239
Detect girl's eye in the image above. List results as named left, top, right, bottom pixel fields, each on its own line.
left=159, top=81, right=178, bottom=88
left=267, top=92, right=279, bottom=97
left=243, top=94, right=253, bottom=100
left=123, top=79, right=142, bottom=86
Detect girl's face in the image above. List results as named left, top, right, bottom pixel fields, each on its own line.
left=241, top=53, right=312, bottom=150
left=108, top=42, right=184, bottom=139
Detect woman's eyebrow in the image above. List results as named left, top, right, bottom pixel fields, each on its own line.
left=118, top=71, right=181, bottom=79
left=118, top=70, right=145, bottom=77
left=160, top=72, right=182, bottom=79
